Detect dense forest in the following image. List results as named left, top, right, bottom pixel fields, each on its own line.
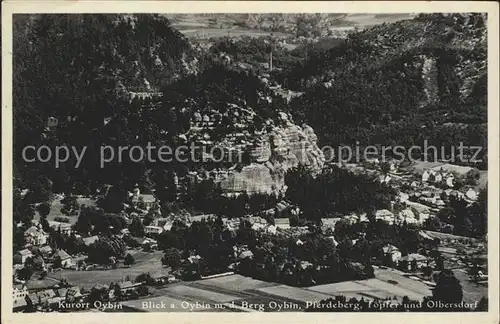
left=284, top=13, right=487, bottom=166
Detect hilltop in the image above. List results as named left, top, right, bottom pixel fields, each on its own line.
left=284, top=13, right=487, bottom=166
left=13, top=14, right=324, bottom=201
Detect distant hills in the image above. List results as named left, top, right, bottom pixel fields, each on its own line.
left=167, top=13, right=416, bottom=38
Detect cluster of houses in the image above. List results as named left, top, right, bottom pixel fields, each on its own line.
left=335, top=206, right=427, bottom=227
left=141, top=213, right=289, bottom=238
left=15, top=222, right=79, bottom=269
left=13, top=283, right=84, bottom=312
left=381, top=243, right=436, bottom=272
left=13, top=279, right=148, bottom=313
left=361, top=160, right=482, bottom=222
left=129, top=186, right=157, bottom=212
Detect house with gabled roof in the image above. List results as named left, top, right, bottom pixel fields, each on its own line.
left=37, top=289, right=57, bottom=304
left=13, top=295, right=28, bottom=311
left=39, top=245, right=53, bottom=257
left=52, top=249, right=74, bottom=268
left=82, top=235, right=99, bottom=247
left=56, top=287, right=68, bottom=298
left=13, top=284, right=28, bottom=303
left=382, top=244, right=402, bottom=263
left=117, top=281, right=143, bottom=293
left=26, top=292, right=40, bottom=307
left=14, top=249, right=33, bottom=265
left=48, top=221, right=72, bottom=235
left=398, top=253, right=429, bottom=271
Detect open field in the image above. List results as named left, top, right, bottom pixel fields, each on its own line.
left=35, top=196, right=95, bottom=225
left=113, top=271, right=438, bottom=312
left=373, top=267, right=433, bottom=297
left=194, top=274, right=275, bottom=292
left=25, top=277, right=60, bottom=291
left=256, top=285, right=332, bottom=304
left=452, top=269, right=488, bottom=304
left=345, top=13, right=415, bottom=28
left=168, top=13, right=415, bottom=40
left=404, top=161, right=446, bottom=174
left=48, top=250, right=167, bottom=289
left=308, top=267, right=432, bottom=302
left=424, top=230, right=480, bottom=242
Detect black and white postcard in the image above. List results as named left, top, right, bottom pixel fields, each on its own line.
left=2, top=1, right=499, bottom=323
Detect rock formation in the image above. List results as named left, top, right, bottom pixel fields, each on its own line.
left=175, top=107, right=325, bottom=197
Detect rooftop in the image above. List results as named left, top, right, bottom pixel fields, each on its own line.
left=399, top=253, right=427, bottom=262
left=39, top=245, right=53, bottom=253
left=133, top=194, right=156, bottom=203
left=48, top=221, right=72, bottom=229
left=53, top=249, right=71, bottom=260
left=17, top=249, right=32, bottom=256
left=82, top=235, right=99, bottom=246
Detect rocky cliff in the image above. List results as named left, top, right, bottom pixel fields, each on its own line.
left=178, top=109, right=325, bottom=197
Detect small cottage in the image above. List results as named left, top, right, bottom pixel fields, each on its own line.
left=24, top=226, right=49, bottom=246
left=14, top=249, right=33, bottom=265
left=382, top=244, right=402, bottom=263
left=238, top=250, right=254, bottom=260
left=82, top=235, right=99, bottom=247
left=39, top=245, right=53, bottom=257
left=52, top=250, right=74, bottom=268
left=398, top=253, right=428, bottom=271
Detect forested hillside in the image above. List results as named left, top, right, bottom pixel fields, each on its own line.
left=285, top=13, right=487, bottom=166
left=13, top=13, right=489, bottom=207
left=13, top=14, right=316, bottom=202
left=13, top=14, right=196, bottom=193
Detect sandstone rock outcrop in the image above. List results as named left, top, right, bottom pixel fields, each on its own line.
left=176, top=106, right=325, bottom=197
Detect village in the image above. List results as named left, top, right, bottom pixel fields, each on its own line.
left=12, top=158, right=487, bottom=313
left=10, top=12, right=490, bottom=314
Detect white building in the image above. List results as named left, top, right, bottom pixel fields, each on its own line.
left=13, top=284, right=28, bottom=300
left=24, top=225, right=49, bottom=246
left=446, top=176, right=454, bottom=188
left=434, top=173, right=443, bottom=183
left=52, top=250, right=74, bottom=268
left=398, top=192, right=410, bottom=202
left=48, top=221, right=72, bottom=235
left=399, top=208, right=417, bottom=224
left=397, top=253, right=428, bottom=270
left=382, top=244, right=402, bottom=263
left=266, top=225, right=277, bottom=235
left=422, top=171, right=430, bottom=182
left=130, top=186, right=157, bottom=211
left=14, top=249, right=33, bottom=265
left=13, top=285, right=28, bottom=311
left=466, top=188, right=478, bottom=200
left=144, top=226, right=164, bottom=235
left=375, top=209, right=395, bottom=224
